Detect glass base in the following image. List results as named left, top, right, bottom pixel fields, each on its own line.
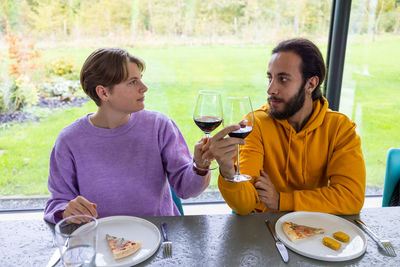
left=224, top=173, right=252, bottom=182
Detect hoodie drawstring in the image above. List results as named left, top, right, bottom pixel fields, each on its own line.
left=302, top=130, right=309, bottom=184
left=285, top=129, right=293, bottom=184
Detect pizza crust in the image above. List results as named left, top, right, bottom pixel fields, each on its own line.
left=282, top=222, right=300, bottom=242
left=106, top=234, right=142, bottom=260
left=282, top=221, right=324, bottom=242
left=113, top=241, right=142, bottom=260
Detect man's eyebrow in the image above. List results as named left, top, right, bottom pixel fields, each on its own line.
left=277, top=72, right=291, bottom=76
left=266, top=72, right=291, bottom=77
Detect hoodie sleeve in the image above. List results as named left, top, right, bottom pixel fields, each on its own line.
left=280, top=118, right=366, bottom=215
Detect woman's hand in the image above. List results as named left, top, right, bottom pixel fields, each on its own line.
left=63, top=196, right=98, bottom=218
left=193, top=137, right=212, bottom=170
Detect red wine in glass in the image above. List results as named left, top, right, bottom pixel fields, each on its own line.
left=194, top=116, right=223, bottom=133
left=225, top=96, right=254, bottom=182
left=193, top=90, right=223, bottom=170
left=228, top=126, right=252, bottom=139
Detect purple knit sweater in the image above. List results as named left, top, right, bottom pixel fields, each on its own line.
left=44, top=110, right=209, bottom=223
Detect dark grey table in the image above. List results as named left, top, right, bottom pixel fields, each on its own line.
left=0, top=207, right=399, bottom=266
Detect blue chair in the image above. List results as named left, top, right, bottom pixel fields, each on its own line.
left=382, top=148, right=400, bottom=207
left=170, top=187, right=184, bottom=215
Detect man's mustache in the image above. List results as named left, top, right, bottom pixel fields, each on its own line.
left=268, top=96, right=284, bottom=102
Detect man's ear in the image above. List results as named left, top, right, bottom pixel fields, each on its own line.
left=95, top=85, right=109, bottom=102
left=306, top=76, right=319, bottom=95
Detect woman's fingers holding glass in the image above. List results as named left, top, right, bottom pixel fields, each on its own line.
left=194, top=140, right=210, bottom=166
left=199, top=150, right=214, bottom=162
left=194, top=137, right=210, bottom=154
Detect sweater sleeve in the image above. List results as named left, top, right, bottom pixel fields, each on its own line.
left=44, top=137, right=79, bottom=224
left=218, top=115, right=265, bottom=215
left=160, top=118, right=210, bottom=199
left=280, top=119, right=366, bottom=215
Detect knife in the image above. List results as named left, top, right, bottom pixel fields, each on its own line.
left=46, top=238, right=68, bottom=267
left=46, top=248, right=61, bottom=267
left=265, top=220, right=289, bottom=263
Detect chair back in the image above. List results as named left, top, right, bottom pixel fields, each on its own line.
left=382, top=148, right=400, bottom=207
left=170, top=187, right=184, bottom=215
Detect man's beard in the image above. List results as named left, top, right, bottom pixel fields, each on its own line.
left=268, top=80, right=306, bottom=120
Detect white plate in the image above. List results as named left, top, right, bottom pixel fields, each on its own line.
left=275, top=211, right=367, bottom=262
left=93, top=216, right=160, bottom=267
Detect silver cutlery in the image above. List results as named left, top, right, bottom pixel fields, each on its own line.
left=46, top=248, right=61, bottom=267
left=354, top=219, right=396, bottom=257
left=265, top=220, right=289, bottom=263
left=46, top=237, right=69, bottom=267
left=161, top=222, right=172, bottom=258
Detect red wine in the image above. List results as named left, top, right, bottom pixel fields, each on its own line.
left=228, top=126, right=252, bottom=139
left=194, top=116, right=223, bottom=133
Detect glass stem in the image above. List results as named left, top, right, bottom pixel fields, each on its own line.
left=236, top=144, right=241, bottom=175
left=204, top=133, right=210, bottom=164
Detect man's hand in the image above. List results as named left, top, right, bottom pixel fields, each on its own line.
left=207, top=124, right=245, bottom=178
left=254, top=170, right=279, bottom=210
left=63, top=196, right=98, bottom=218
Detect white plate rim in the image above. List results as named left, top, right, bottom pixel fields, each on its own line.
left=94, top=216, right=161, bottom=267
left=275, top=211, right=367, bottom=262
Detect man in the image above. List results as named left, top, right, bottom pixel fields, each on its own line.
left=209, top=38, right=366, bottom=215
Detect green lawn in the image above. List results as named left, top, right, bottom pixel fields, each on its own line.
left=1, top=40, right=399, bottom=195
left=345, top=37, right=400, bottom=187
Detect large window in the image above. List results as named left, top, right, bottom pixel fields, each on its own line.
left=341, top=0, right=400, bottom=195
left=3, top=0, right=397, bottom=204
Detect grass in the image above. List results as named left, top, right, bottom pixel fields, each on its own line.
left=0, top=103, right=95, bottom=194
left=345, top=38, right=400, bottom=187
left=1, top=39, right=400, bottom=195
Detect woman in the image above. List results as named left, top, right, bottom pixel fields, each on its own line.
left=44, top=48, right=210, bottom=223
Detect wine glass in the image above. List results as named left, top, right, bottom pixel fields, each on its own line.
left=224, top=96, right=254, bottom=182
left=193, top=90, right=223, bottom=170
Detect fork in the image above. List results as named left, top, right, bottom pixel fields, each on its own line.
left=354, top=219, right=397, bottom=257
left=161, top=222, right=172, bottom=258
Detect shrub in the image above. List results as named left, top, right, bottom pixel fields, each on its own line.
left=39, top=78, right=83, bottom=100
left=1, top=20, right=41, bottom=113
left=47, top=58, right=79, bottom=80
left=0, top=75, right=39, bottom=113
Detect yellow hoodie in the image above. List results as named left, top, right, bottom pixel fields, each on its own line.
left=218, top=97, right=366, bottom=215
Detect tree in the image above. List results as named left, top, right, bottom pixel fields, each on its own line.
left=0, top=0, right=20, bottom=33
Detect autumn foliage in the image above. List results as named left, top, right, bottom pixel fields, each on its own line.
left=4, top=20, right=40, bottom=78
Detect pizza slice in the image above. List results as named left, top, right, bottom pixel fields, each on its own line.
left=106, top=234, right=142, bottom=260
left=282, top=221, right=325, bottom=242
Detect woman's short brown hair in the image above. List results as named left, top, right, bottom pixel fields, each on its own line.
left=80, top=48, right=145, bottom=106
